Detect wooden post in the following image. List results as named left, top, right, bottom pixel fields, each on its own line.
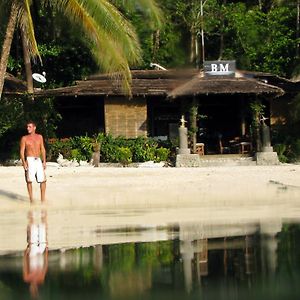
left=189, top=97, right=198, bottom=154
left=251, top=98, right=263, bottom=152
left=240, top=97, right=246, bottom=136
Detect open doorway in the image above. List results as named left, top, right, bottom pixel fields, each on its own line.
left=197, top=95, right=252, bottom=154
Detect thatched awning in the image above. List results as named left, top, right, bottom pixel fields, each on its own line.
left=168, top=74, right=284, bottom=99
left=33, top=69, right=290, bottom=98
left=35, top=69, right=198, bottom=98
left=35, top=78, right=184, bottom=97
left=3, top=73, right=27, bottom=94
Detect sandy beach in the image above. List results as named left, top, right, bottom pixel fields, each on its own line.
left=1, top=164, right=300, bottom=209
left=1, top=164, right=300, bottom=253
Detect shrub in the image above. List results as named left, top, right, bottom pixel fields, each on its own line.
left=70, top=136, right=94, bottom=162
left=130, top=137, right=157, bottom=162
left=48, top=134, right=171, bottom=164
left=155, top=147, right=170, bottom=162
left=96, top=133, right=125, bottom=162
left=47, top=138, right=72, bottom=161
left=47, top=136, right=94, bottom=162
left=290, top=139, right=300, bottom=162
left=274, top=144, right=288, bottom=163
left=116, top=147, right=132, bottom=166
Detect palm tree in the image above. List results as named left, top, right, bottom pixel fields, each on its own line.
left=0, top=0, right=162, bottom=99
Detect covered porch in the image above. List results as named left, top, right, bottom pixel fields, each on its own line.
left=168, top=72, right=284, bottom=157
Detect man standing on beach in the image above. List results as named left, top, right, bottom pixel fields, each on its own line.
left=20, top=121, right=46, bottom=203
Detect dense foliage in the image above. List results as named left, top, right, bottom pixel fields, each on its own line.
left=0, top=96, right=61, bottom=160
left=47, top=134, right=170, bottom=164
left=3, top=0, right=300, bottom=85
left=1, top=0, right=300, bottom=162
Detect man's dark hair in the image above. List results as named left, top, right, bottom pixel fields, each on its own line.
left=26, top=120, right=36, bottom=127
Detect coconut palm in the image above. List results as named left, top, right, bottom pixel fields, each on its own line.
left=0, top=0, right=162, bottom=99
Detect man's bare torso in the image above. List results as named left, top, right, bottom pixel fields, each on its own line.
left=22, top=134, right=43, bottom=157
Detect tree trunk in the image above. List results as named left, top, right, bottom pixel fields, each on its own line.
left=21, top=28, right=34, bottom=94
left=297, top=0, right=300, bottom=58
left=190, top=28, right=196, bottom=64
left=219, top=32, right=224, bottom=61
left=258, top=0, right=262, bottom=10
left=200, top=0, right=205, bottom=64
left=218, top=0, right=227, bottom=60
left=0, top=1, right=18, bottom=100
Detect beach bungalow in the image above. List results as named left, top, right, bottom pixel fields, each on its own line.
left=35, top=61, right=298, bottom=157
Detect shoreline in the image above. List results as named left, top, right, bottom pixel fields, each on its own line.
left=1, top=164, right=300, bottom=253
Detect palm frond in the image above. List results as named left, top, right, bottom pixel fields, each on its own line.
left=18, top=0, right=41, bottom=63
left=112, top=0, right=162, bottom=29
left=52, top=0, right=136, bottom=94
left=82, top=0, right=142, bottom=65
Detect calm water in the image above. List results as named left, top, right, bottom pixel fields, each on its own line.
left=1, top=212, right=300, bottom=300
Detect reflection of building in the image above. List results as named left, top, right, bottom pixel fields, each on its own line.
left=179, top=220, right=282, bottom=292
left=260, top=219, right=282, bottom=274
left=23, top=210, right=48, bottom=299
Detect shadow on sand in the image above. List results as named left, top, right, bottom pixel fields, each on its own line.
left=0, top=189, right=27, bottom=202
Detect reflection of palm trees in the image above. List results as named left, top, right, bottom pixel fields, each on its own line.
left=23, top=210, right=48, bottom=299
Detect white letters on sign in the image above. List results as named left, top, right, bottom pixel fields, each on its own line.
left=204, top=60, right=235, bottom=76
left=220, top=63, right=229, bottom=72
left=211, top=64, right=218, bottom=72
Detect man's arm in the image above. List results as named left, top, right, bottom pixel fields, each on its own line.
left=20, top=137, right=28, bottom=170
left=40, top=135, right=46, bottom=169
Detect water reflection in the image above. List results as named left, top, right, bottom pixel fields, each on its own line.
left=23, top=210, right=48, bottom=298
left=1, top=217, right=300, bottom=299
left=179, top=220, right=282, bottom=293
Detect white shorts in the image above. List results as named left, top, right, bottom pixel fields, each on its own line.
left=26, top=157, right=46, bottom=183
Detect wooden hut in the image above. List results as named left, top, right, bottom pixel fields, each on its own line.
left=34, top=65, right=298, bottom=155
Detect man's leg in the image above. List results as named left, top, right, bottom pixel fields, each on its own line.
left=27, top=182, right=33, bottom=203
left=40, top=182, right=46, bottom=203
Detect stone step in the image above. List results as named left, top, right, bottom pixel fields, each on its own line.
left=198, top=156, right=256, bottom=167
left=176, top=154, right=256, bottom=167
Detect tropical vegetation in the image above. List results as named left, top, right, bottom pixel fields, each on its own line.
left=1, top=0, right=300, bottom=162
left=0, top=0, right=162, bottom=98
left=47, top=134, right=171, bottom=165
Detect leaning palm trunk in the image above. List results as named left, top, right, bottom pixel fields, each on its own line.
left=21, top=27, right=34, bottom=94
left=0, top=1, right=18, bottom=100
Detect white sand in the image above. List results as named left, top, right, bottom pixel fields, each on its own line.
left=0, top=164, right=300, bottom=253
left=0, top=164, right=300, bottom=208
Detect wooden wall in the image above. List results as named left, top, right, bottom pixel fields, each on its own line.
left=104, top=97, right=147, bottom=138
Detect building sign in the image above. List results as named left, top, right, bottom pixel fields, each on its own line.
left=204, top=60, right=236, bottom=77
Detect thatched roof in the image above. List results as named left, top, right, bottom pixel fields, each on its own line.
left=36, top=78, right=183, bottom=97
left=242, top=71, right=300, bottom=93
left=3, top=73, right=27, bottom=94
left=34, top=69, right=290, bottom=98
left=168, top=73, right=284, bottom=99
left=35, top=69, right=198, bottom=97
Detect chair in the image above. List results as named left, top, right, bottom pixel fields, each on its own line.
left=240, top=142, right=252, bottom=154
left=219, top=139, right=230, bottom=154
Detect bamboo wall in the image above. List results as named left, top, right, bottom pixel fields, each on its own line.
left=104, top=97, right=147, bottom=138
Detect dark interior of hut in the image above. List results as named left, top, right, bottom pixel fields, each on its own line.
left=197, top=95, right=253, bottom=155
left=55, top=96, right=105, bottom=137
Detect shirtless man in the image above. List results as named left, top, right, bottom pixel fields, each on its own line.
left=20, top=121, right=46, bottom=203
